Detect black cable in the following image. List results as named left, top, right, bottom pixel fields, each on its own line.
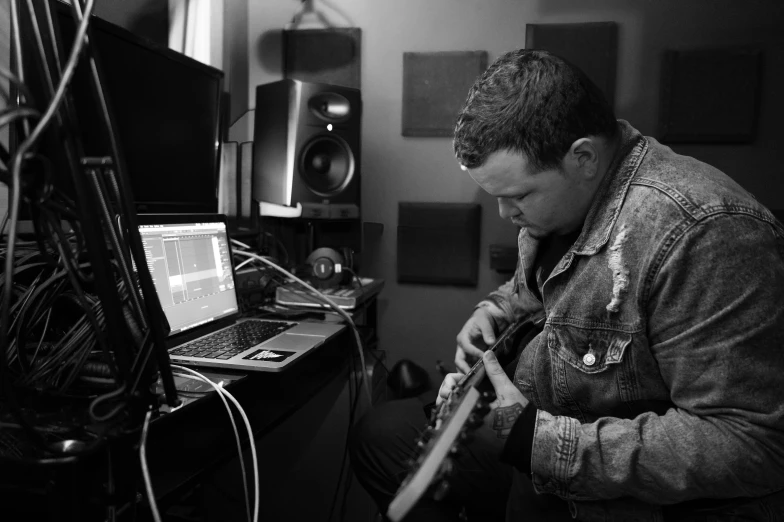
left=29, top=203, right=62, bottom=269
left=326, top=320, right=366, bottom=522
left=340, top=344, right=366, bottom=522
left=366, top=348, right=391, bottom=377
left=260, top=230, right=290, bottom=267
left=40, top=0, right=65, bottom=81
left=326, top=343, right=355, bottom=522
left=0, top=141, right=10, bottom=167
left=0, top=63, right=35, bottom=107
left=0, top=107, right=40, bottom=131
left=46, top=219, right=117, bottom=382
left=344, top=267, right=362, bottom=290
left=72, top=0, right=178, bottom=404
left=86, top=164, right=147, bottom=331
left=8, top=268, right=48, bottom=373
left=29, top=307, right=53, bottom=370
left=21, top=0, right=58, bottom=102
left=3, top=0, right=96, bottom=371
left=9, top=0, right=31, bottom=139
left=22, top=152, right=56, bottom=207
left=1, top=0, right=97, bottom=456
left=0, top=210, right=8, bottom=238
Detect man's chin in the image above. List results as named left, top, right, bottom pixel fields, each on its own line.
left=523, top=226, right=548, bottom=239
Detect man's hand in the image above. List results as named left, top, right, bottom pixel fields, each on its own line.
left=455, top=307, right=499, bottom=374
left=436, top=372, right=463, bottom=407
left=483, top=350, right=529, bottom=439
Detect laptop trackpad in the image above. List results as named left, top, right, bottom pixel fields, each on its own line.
left=261, top=334, right=324, bottom=351
left=288, top=322, right=342, bottom=336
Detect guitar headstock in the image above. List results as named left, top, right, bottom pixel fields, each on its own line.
left=387, top=317, right=544, bottom=522
left=390, top=390, right=495, bottom=521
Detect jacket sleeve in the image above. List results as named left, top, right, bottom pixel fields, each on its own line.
left=530, top=213, right=784, bottom=505
left=477, top=262, right=544, bottom=329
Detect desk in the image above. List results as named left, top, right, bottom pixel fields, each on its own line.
left=143, top=323, right=385, bottom=522
left=0, top=308, right=384, bottom=522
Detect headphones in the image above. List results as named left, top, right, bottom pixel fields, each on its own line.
left=305, top=247, right=354, bottom=288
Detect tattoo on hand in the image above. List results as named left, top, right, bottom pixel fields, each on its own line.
left=492, top=403, right=524, bottom=439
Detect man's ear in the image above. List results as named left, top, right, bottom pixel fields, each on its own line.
left=566, top=138, right=599, bottom=179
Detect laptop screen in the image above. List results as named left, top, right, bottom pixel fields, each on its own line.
left=139, top=220, right=238, bottom=335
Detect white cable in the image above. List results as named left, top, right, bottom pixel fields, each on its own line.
left=231, top=239, right=253, bottom=250
left=171, top=364, right=259, bottom=522
left=139, top=409, right=162, bottom=522
left=235, top=257, right=254, bottom=270
left=230, top=241, right=372, bottom=404
left=172, top=371, right=252, bottom=522
left=234, top=255, right=276, bottom=271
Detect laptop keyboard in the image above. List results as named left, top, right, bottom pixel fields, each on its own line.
left=169, top=320, right=295, bottom=360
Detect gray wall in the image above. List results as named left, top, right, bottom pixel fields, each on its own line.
left=247, top=0, right=784, bottom=388
left=3, top=1, right=782, bottom=389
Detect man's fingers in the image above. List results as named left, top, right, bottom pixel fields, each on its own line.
left=454, top=351, right=471, bottom=374
left=483, top=351, right=529, bottom=410
left=436, top=372, right=463, bottom=406
left=483, top=350, right=512, bottom=389
left=462, top=343, right=485, bottom=359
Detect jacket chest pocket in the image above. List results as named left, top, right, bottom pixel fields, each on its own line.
left=547, top=324, right=637, bottom=422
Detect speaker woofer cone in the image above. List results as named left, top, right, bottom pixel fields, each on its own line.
left=298, top=135, right=354, bottom=196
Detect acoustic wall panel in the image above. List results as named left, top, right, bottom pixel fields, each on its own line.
left=401, top=51, right=488, bottom=137
left=525, top=22, right=618, bottom=108
left=397, top=202, right=481, bottom=286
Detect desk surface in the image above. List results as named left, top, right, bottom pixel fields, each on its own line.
left=146, top=326, right=355, bottom=505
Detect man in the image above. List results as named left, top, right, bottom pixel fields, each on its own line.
left=351, top=49, right=784, bottom=521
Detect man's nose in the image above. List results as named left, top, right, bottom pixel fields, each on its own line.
left=498, top=198, right=518, bottom=220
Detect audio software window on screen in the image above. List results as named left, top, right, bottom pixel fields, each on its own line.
left=139, top=222, right=238, bottom=335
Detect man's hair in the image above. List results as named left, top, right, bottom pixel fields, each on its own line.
left=453, top=49, right=618, bottom=171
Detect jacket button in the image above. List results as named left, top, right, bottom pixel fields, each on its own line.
left=583, top=353, right=596, bottom=366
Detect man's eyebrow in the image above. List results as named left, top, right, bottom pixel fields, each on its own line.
left=497, top=188, right=526, bottom=198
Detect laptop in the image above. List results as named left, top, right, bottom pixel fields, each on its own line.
left=136, top=214, right=345, bottom=372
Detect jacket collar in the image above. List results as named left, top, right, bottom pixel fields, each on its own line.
left=571, top=120, right=648, bottom=256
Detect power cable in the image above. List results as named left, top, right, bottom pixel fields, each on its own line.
left=231, top=240, right=372, bottom=405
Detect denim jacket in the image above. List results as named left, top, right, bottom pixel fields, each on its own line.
left=482, top=121, right=784, bottom=520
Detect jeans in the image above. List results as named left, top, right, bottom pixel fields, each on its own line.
left=349, top=398, right=571, bottom=522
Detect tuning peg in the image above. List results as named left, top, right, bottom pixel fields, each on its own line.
left=474, top=406, right=491, bottom=419
left=480, top=390, right=497, bottom=403
left=449, top=443, right=465, bottom=459
left=440, top=456, right=454, bottom=474
left=458, top=431, right=475, bottom=446
left=432, top=479, right=451, bottom=501
left=466, top=412, right=485, bottom=428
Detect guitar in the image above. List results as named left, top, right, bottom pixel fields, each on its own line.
left=386, top=315, right=544, bottom=522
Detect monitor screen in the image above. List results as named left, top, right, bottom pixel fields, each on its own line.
left=138, top=221, right=237, bottom=335
left=29, top=2, right=224, bottom=214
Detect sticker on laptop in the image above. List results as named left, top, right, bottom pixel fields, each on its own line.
left=242, top=349, right=296, bottom=362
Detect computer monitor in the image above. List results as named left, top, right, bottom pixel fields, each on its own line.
left=21, top=1, right=224, bottom=214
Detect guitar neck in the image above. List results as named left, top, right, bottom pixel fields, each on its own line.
left=388, top=315, right=544, bottom=522
left=454, top=320, right=528, bottom=391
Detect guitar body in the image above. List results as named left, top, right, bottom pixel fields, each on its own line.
left=386, top=316, right=545, bottom=522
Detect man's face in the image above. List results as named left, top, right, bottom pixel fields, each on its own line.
left=467, top=149, right=594, bottom=239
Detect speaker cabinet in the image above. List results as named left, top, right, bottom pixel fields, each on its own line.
left=253, top=79, right=361, bottom=219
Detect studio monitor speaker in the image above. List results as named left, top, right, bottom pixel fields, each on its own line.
left=253, top=79, right=362, bottom=219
